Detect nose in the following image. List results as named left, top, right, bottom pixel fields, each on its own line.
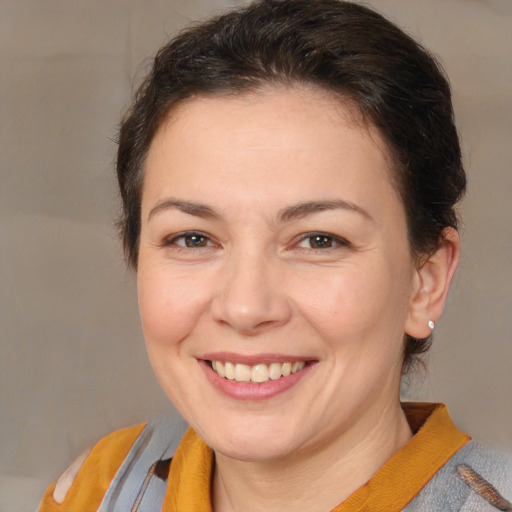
left=210, top=249, right=292, bottom=335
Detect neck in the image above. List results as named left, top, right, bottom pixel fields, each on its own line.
left=213, top=399, right=413, bottom=512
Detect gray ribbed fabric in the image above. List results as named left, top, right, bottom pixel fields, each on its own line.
left=96, top=415, right=188, bottom=512
left=405, top=441, right=512, bottom=511
left=97, top=416, right=511, bottom=511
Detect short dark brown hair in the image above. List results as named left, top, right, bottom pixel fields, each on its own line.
left=116, top=0, right=466, bottom=373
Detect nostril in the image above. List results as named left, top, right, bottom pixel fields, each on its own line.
left=210, top=292, right=292, bottom=335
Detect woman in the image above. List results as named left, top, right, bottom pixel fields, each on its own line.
left=39, top=0, right=511, bottom=510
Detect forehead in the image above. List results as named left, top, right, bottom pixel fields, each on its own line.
left=142, top=86, right=401, bottom=220
left=154, top=85, right=389, bottom=158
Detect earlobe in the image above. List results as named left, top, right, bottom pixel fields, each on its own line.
left=405, top=228, right=461, bottom=339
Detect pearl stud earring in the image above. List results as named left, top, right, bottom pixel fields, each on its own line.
left=428, top=320, right=435, bottom=330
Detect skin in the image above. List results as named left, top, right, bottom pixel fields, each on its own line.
left=137, top=86, right=460, bottom=512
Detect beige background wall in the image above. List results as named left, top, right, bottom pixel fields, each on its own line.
left=1, top=1, right=511, bottom=511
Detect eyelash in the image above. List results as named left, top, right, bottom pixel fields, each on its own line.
left=294, top=232, right=351, bottom=251
left=161, top=231, right=217, bottom=249
left=161, top=231, right=350, bottom=251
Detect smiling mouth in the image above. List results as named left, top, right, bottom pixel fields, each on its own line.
left=209, top=360, right=309, bottom=383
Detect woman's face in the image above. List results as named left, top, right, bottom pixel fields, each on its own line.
left=138, top=86, right=422, bottom=462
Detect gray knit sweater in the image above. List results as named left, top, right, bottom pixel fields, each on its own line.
left=405, top=440, right=512, bottom=511
left=94, top=416, right=511, bottom=511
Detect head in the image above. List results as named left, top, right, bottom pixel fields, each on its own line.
left=117, top=0, right=465, bottom=457
left=117, top=0, right=466, bottom=375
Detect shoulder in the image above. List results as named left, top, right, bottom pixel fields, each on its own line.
left=458, top=441, right=512, bottom=485
left=38, top=423, right=146, bottom=512
left=406, top=440, right=512, bottom=511
left=456, top=441, right=512, bottom=507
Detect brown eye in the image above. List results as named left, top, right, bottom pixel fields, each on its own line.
left=309, top=235, right=334, bottom=249
left=295, top=232, right=350, bottom=251
left=164, top=232, right=214, bottom=248
left=184, top=234, right=208, bottom=247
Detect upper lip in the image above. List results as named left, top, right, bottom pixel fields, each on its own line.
left=199, top=352, right=316, bottom=365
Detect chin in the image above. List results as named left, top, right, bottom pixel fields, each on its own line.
left=214, top=438, right=297, bottom=463
left=197, top=418, right=303, bottom=463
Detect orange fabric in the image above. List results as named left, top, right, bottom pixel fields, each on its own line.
left=163, top=403, right=470, bottom=512
left=38, top=403, right=470, bottom=512
left=163, top=428, right=214, bottom=512
left=331, top=403, right=471, bottom=511
left=38, top=423, right=145, bottom=512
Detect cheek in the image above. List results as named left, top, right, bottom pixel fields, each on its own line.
left=137, top=262, right=212, bottom=348
left=292, top=262, right=409, bottom=347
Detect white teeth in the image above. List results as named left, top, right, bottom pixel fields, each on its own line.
left=224, top=362, right=235, bottom=380
left=234, top=363, right=251, bottom=382
left=292, top=361, right=305, bottom=374
left=251, top=364, right=270, bottom=383
left=268, top=362, right=282, bottom=380
left=216, top=361, right=226, bottom=378
left=281, top=362, right=292, bottom=377
left=211, top=360, right=306, bottom=383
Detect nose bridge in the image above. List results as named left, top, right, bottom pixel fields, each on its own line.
left=211, top=242, right=291, bottom=334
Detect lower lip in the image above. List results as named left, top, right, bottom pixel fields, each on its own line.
left=199, top=360, right=315, bottom=401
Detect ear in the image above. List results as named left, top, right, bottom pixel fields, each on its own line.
left=404, top=227, right=461, bottom=339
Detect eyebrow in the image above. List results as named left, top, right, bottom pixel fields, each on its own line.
left=277, top=200, right=373, bottom=223
left=148, top=199, right=221, bottom=221
left=147, top=198, right=373, bottom=223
